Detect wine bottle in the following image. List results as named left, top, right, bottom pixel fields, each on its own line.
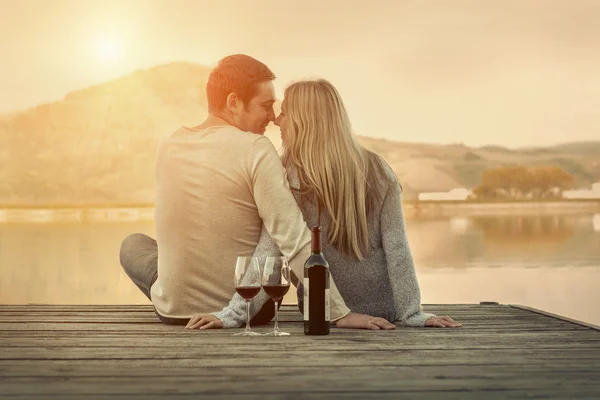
left=303, top=226, right=330, bottom=335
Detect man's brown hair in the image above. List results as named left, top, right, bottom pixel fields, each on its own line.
left=206, top=54, right=276, bottom=112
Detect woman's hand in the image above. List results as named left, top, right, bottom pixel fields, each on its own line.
left=185, top=314, right=224, bottom=330
left=335, top=312, right=396, bottom=330
left=425, top=315, right=462, bottom=328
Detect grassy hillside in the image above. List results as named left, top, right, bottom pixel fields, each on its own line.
left=357, top=138, right=600, bottom=198
left=1, top=62, right=598, bottom=206
left=0, top=62, right=212, bottom=205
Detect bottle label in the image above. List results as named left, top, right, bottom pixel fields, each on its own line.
left=325, top=288, right=330, bottom=321
left=303, top=277, right=309, bottom=321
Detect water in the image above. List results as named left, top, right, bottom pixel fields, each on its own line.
left=1, top=212, right=599, bottom=326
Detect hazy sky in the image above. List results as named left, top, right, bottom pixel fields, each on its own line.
left=2, top=0, right=599, bottom=147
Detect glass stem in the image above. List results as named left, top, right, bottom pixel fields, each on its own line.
left=245, top=300, right=251, bottom=333
left=273, top=301, right=279, bottom=333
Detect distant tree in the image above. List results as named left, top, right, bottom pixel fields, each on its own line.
left=473, top=165, right=574, bottom=200
left=532, top=165, right=574, bottom=195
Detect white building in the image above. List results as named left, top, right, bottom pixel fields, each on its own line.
left=562, top=182, right=600, bottom=200
left=418, top=188, right=471, bottom=201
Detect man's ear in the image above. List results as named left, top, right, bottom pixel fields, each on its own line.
left=225, top=93, right=242, bottom=113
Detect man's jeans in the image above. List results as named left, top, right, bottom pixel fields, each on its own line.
left=119, top=233, right=277, bottom=326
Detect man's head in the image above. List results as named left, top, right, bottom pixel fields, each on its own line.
left=206, top=54, right=277, bottom=135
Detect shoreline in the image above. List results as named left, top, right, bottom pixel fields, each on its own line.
left=0, top=200, right=598, bottom=223
left=404, top=199, right=600, bottom=217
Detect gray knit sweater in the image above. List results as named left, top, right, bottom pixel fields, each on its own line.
left=212, top=156, right=434, bottom=327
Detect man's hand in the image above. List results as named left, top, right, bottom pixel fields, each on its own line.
left=425, top=315, right=462, bottom=328
left=185, top=314, right=224, bottom=330
left=334, top=312, right=396, bottom=330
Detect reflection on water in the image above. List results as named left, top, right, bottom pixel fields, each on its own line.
left=473, top=214, right=574, bottom=240
left=408, top=214, right=599, bottom=269
left=0, top=222, right=155, bottom=305
left=1, top=213, right=599, bottom=325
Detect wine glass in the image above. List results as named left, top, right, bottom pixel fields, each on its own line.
left=233, top=256, right=262, bottom=337
left=261, top=256, right=291, bottom=337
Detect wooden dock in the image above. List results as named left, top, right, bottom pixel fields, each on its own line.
left=1, top=303, right=599, bottom=399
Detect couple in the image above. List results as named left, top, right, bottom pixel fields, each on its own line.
left=119, top=54, right=460, bottom=330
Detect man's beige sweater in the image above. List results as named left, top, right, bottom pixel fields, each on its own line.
left=150, top=125, right=351, bottom=321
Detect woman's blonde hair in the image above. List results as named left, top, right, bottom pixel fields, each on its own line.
left=281, top=79, right=386, bottom=260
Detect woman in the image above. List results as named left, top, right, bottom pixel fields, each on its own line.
left=260, top=79, right=460, bottom=328
left=203, top=79, right=460, bottom=329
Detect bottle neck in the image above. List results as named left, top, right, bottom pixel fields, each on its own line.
left=311, top=226, right=322, bottom=254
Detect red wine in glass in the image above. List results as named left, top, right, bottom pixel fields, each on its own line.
left=233, top=256, right=262, bottom=337
left=262, top=256, right=291, bottom=337
left=262, top=284, right=290, bottom=301
left=235, top=286, right=261, bottom=300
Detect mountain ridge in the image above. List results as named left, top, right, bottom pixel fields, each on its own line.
left=1, top=62, right=598, bottom=205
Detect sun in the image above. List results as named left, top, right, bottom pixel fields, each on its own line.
left=94, top=36, right=121, bottom=64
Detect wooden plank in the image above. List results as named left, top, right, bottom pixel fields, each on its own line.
left=1, top=304, right=599, bottom=399
left=0, top=328, right=591, bottom=342
left=0, top=324, right=590, bottom=335
left=0, top=369, right=598, bottom=396
left=0, top=315, right=575, bottom=329
left=2, top=331, right=598, bottom=347
left=1, top=364, right=598, bottom=383
left=2, top=341, right=600, bottom=363
left=2, top=362, right=599, bottom=378
left=510, top=304, right=600, bottom=331
left=2, top=348, right=598, bottom=366
left=1, top=391, right=598, bottom=400
left=3, top=333, right=598, bottom=349
left=0, top=322, right=587, bottom=332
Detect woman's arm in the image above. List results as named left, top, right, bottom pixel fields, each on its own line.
left=380, top=181, right=436, bottom=327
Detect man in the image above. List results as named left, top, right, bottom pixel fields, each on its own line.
left=120, top=54, right=395, bottom=331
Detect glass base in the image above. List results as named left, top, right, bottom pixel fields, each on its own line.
left=262, top=330, right=290, bottom=337
left=234, top=330, right=262, bottom=337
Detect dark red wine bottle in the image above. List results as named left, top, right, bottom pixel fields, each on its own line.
left=304, top=226, right=330, bottom=335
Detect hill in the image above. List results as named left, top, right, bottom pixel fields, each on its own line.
left=356, top=138, right=600, bottom=198
left=1, top=62, right=599, bottom=206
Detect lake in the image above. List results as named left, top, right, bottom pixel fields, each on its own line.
left=1, top=211, right=599, bottom=326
